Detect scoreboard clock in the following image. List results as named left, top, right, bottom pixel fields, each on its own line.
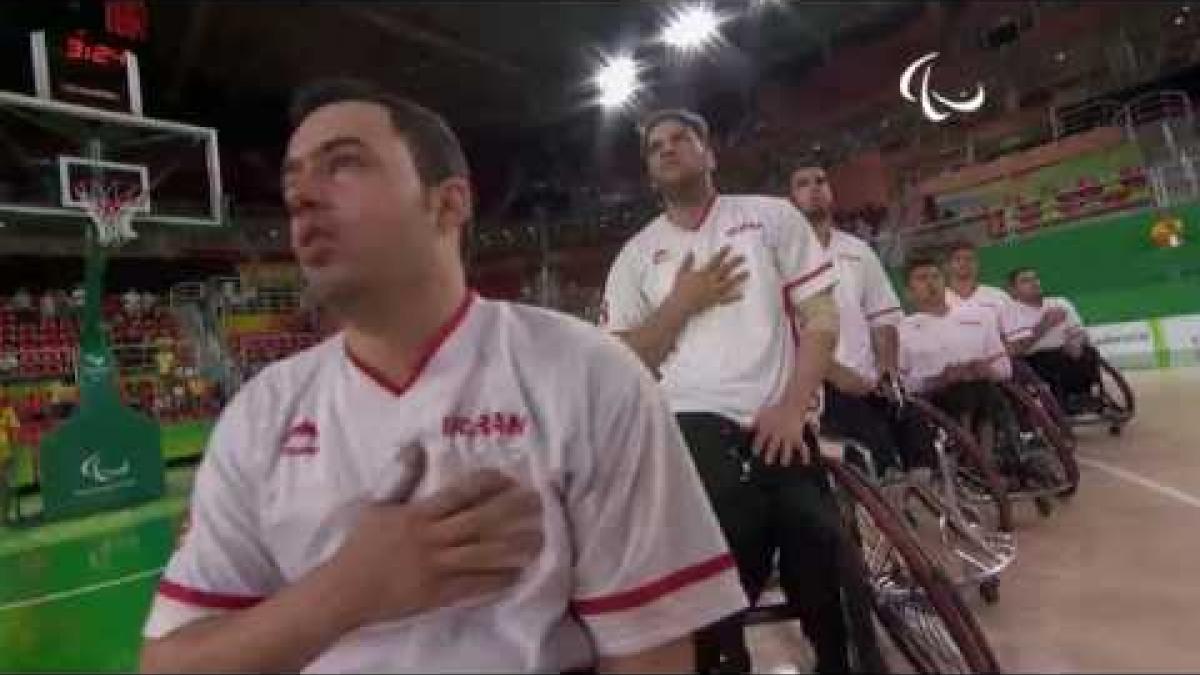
left=28, top=0, right=148, bottom=115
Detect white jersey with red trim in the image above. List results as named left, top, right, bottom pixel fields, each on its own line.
left=143, top=294, right=746, bottom=672
left=600, top=194, right=836, bottom=426
left=897, top=305, right=1012, bottom=393
left=945, top=283, right=1027, bottom=343
left=825, top=229, right=903, bottom=382
left=1008, top=297, right=1086, bottom=353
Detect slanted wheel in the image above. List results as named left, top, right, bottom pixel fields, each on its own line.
left=828, top=461, right=1003, bottom=674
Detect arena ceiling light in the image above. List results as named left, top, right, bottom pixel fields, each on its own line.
left=661, top=5, right=724, bottom=53
left=592, top=54, right=641, bottom=109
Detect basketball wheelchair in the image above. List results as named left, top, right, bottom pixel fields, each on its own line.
left=817, top=375, right=1017, bottom=607
left=1017, top=346, right=1135, bottom=437
left=738, top=430, right=1004, bottom=674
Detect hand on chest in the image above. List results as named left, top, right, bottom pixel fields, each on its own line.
left=262, top=389, right=561, bottom=578
left=646, top=228, right=774, bottom=304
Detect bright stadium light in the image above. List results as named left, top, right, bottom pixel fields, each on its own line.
left=593, top=54, right=641, bottom=109
left=661, top=5, right=723, bottom=52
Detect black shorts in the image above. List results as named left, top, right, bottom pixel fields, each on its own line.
left=675, top=412, right=853, bottom=673
left=927, top=380, right=1002, bottom=422
left=821, top=383, right=905, bottom=472
left=1024, top=347, right=1099, bottom=404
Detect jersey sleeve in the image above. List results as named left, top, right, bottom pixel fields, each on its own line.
left=599, top=244, right=652, bottom=333
left=1060, top=298, right=1086, bottom=336
left=998, top=296, right=1031, bottom=342
left=143, top=388, right=283, bottom=640
left=861, top=246, right=903, bottom=328
left=768, top=199, right=837, bottom=304
left=979, top=312, right=1013, bottom=381
left=568, top=340, right=747, bottom=657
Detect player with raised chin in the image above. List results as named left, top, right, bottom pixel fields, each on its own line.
left=139, top=80, right=746, bottom=674
left=944, top=241, right=1030, bottom=350
left=789, top=164, right=908, bottom=473
left=897, top=257, right=1012, bottom=463
left=601, top=109, right=861, bottom=674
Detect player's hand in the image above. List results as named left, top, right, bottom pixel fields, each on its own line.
left=751, top=402, right=811, bottom=467
left=332, top=455, right=543, bottom=627
left=1040, top=307, right=1068, bottom=329
left=668, top=246, right=749, bottom=318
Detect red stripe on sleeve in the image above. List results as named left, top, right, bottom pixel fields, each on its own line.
left=866, top=306, right=901, bottom=321
left=782, top=262, right=833, bottom=294
left=571, top=553, right=735, bottom=616
left=158, top=580, right=265, bottom=610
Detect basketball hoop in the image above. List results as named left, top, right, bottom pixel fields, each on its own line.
left=72, top=179, right=145, bottom=247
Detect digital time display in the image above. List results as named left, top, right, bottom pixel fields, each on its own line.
left=35, top=28, right=141, bottom=114
left=63, top=30, right=129, bottom=68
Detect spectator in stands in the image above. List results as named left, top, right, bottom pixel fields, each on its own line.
left=221, top=281, right=239, bottom=309
left=142, top=291, right=160, bottom=316
left=47, top=380, right=77, bottom=420
left=70, top=285, right=85, bottom=313
left=0, top=352, right=17, bottom=376
left=241, top=283, right=259, bottom=310
left=40, top=289, right=58, bottom=321
left=185, top=368, right=208, bottom=414
left=155, top=340, right=177, bottom=388
left=0, top=397, right=18, bottom=522
left=10, top=287, right=33, bottom=322
left=124, top=288, right=143, bottom=317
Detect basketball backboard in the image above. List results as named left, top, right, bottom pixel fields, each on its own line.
left=0, top=87, right=223, bottom=230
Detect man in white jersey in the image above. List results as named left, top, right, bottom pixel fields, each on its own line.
left=898, top=257, right=1012, bottom=458
left=789, top=164, right=911, bottom=472
left=139, top=80, right=746, bottom=673
left=1006, top=266, right=1097, bottom=411
left=944, top=241, right=1029, bottom=349
left=602, top=109, right=878, bottom=674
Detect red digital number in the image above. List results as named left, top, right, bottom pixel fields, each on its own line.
left=63, top=32, right=127, bottom=67
left=65, top=34, right=86, bottom=61
left=91, top=45, right=116, bottom=66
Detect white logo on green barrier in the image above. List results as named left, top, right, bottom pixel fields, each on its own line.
left=900, top=52, right=986, bottom=123
left=81, top=452, right=131, bottom=484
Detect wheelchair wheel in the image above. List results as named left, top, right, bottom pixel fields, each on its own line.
left=907, top=397, right=1014, bottom=533
left=1095, top=357, right=1135, bottom=433
left=1012, top=360, right=1075, bottom=450
left=828, top=461, right=1002, bottom=674
left=993, top=381, right=1079, bottom=500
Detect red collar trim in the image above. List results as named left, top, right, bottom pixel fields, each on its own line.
left=345, top=291, right=476, bottom=398
left=676, top=193, right=719, bottom=231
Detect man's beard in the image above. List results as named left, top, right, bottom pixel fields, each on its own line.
left=803, top=206, right=831, bottom=225
left=656, top=171, right=709, bottom=207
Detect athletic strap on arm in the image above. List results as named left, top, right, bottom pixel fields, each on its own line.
left=792, top=288, right=838, bottom=334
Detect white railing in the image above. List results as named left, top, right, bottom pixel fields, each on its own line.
left=1114, top=90, right=1194, bottom=137
left=1051, top=98, right=1122, bottom=140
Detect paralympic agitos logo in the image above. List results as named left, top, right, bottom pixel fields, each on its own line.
left=900, top=52, right=986, bottom=123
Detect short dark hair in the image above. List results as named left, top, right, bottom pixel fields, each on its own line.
left=790, top=159, right=831, bottom=176
left=638, top=108, right=710, bottom=156
left=904, top=255, right=941, bottom=284
left=1008, top=266, right=1037, bottom=286
left=946, top=239, right=977, bottom=257
left=289, top=78, right=469, bottom=187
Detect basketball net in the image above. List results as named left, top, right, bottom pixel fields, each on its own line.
left=74, top=181, right=145, bottom=247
